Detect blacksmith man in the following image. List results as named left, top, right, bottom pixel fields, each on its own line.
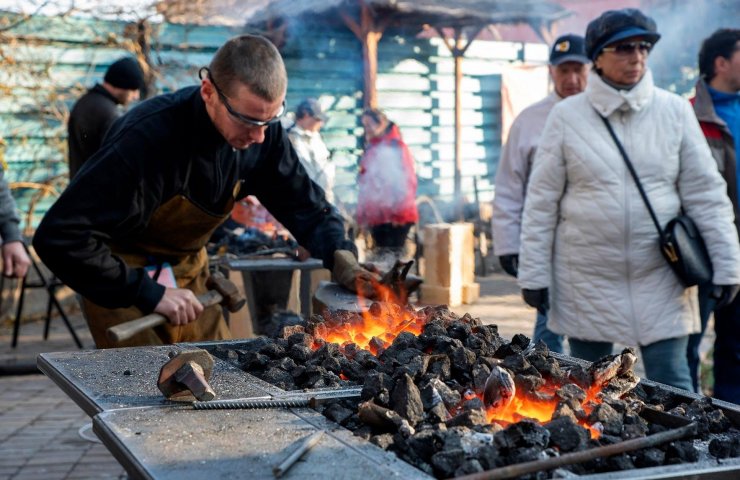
left=35, top=35, right=374, bottom=348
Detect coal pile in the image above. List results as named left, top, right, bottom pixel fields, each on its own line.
left=209, top=304, right=740, bottom=479
left=207, top=218, right=299, bottom=257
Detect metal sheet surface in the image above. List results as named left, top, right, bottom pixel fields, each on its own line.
left=37, top=344, right=276, bottom=415
left=38, top=343, right=431, bottom=480
left=93, top=404, right=429, bottom=480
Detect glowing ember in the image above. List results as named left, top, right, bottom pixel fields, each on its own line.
left=313, top=305, right=424, bottom=355
left=480, top=383, right=605, bottom=438
left=307, top=281, right=635, bottom=442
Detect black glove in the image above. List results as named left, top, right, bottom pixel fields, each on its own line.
left=522, top=288, right=549, bottom=315
left=499, top=254, right=519, bottom=278
left=712, top=284, right=740, bottom=310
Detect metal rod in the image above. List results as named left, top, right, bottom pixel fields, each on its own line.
left=193, top=398, right=314, bottom=410
left=453, top=421, right=698, bottom=480
left=273, top=430, right=324, bottom=478
left=192, top=387, right=363, bottom=410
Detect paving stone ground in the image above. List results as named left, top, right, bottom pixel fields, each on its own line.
left=0, top=266, right=714, bottom=479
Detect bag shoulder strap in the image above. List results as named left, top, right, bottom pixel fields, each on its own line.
left=597, top=113, right=666, bottom=240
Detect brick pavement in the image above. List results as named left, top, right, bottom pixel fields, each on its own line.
left=0, top=306, right=126, bottom=480
left=0, top=374, right=126, bottom=480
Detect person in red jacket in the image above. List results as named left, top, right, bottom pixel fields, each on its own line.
left=356, top=109, right=419, bottom=262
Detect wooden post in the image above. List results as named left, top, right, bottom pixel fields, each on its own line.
left=435, top=26, right=484, bottom=221
left=453, top=30, right=463, bottom=221
left=340, top=1, right=388, bottom=110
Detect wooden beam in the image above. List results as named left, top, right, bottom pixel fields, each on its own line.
left=528, top=19, right=557, bottom=45
left=340, top=1, right=386, bottom=109
left=434, top=25, right=484, bottom=221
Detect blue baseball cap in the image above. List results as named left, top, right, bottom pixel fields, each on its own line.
left=549, top=34, right=590, bottom=65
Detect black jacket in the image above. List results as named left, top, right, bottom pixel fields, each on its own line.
left=67, top=84, right=121, bottom=179
left=36, top=86, right=354, bottom=313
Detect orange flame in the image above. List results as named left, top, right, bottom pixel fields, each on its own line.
left=481, top=384, right=604, bottom=438
left=313, top=280, right=423, bottom=355
left=311, top=283, right=609, bottom=439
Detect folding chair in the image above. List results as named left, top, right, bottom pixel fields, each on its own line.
left=2, top=243, right=82, bottom=348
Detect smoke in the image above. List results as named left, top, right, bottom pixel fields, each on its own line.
left=548, top=1, right=738, bottom=94
left=360, top=142, right=410, bottom=214
left=646, top=0, right=738, bottom=94
left=555, top=0, right=739, bottom=95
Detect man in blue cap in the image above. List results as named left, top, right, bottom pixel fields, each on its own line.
left=67, top=57, right=144, bottom=179
left=492, top=33, right=589, bottom=353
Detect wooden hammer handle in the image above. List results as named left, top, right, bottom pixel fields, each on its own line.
left=106, top=290, right=224, bottom=343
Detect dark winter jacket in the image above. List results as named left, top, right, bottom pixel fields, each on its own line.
left=692, top=79, right=740, bottom=236
left=0, top=167, right=21, bottom=243
left=67, top=84, right=122, bottom=179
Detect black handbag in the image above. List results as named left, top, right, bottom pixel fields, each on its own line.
left=599, top=115, right=712, bottom=287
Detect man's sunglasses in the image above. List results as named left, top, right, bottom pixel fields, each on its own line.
left=199, top=67, right=285, bottom=127
left=601, top=41, right=653, bottom=56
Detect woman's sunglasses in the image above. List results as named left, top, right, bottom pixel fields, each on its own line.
left=601, top=41, right=654, bottom=56
left=199, top=67, right=285, bottom=127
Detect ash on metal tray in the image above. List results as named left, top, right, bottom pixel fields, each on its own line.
left=210, top=305, right=740, bottom=479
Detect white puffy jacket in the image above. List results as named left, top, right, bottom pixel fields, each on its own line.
left=518, top=70, right=740, bottom=346
left=492, top=93, right=560, bottom=256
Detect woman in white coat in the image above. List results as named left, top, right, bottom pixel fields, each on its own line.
left=517, top=8, right=740, bottom=391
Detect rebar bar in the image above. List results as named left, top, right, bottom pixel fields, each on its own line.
left=453, top=421, right=698, bottom=480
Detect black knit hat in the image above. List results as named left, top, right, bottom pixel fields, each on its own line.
left=104, top=57, right=144, bottom=90
left=585, top=8, right=661, bottom=61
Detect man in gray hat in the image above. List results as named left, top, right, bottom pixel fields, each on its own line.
left=287, top=98, right=335, bottom=203
left=491, top=33, right=589, bottom=353
left=67, top=57, right=144, bottom=179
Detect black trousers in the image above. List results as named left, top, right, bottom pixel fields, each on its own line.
left=370, top=223, right=413, bottom=248
left=714, top=294, right=740, bottom=403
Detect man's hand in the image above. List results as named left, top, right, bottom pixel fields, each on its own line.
left=333, top=250, right=380, bottom=298
left=2, top=241, right=31, bottom=278
left=498, top=254, right=519, bottom=278
left=154, top=288, right=204, bottom=326
left=522, top=288, right=549, bottom=315
left=712, top=284, right=740, bottom=310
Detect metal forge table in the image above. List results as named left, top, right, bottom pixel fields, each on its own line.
left=37, top=342, right=428, bottom=480
left=38, top=343, right=740, bottom=480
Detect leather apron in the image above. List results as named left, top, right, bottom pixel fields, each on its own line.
left=83, top=161, right=238, bottom=348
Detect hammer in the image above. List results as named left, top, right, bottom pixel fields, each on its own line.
left=158, top=349, right=216, bottom=402
left=106, top=271, right=246, bottom=343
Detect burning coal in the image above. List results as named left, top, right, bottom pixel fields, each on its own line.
left=306, top=302, right=424, bottom=355
left=211, top=304, right=740, bottom=478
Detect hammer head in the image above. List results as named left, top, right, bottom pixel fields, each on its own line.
left=206, top=271, right=246, bottom=312
left=158, top=349, right=216, bottom=402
